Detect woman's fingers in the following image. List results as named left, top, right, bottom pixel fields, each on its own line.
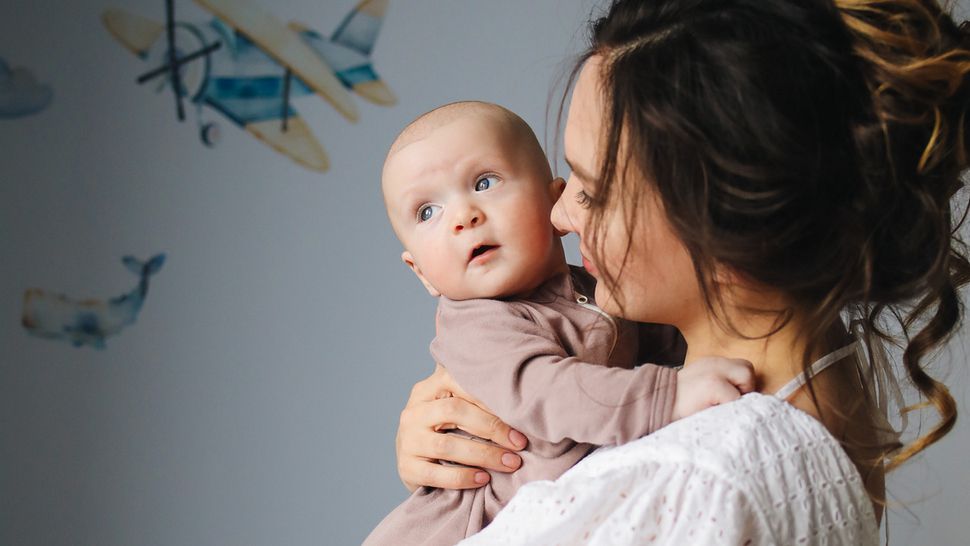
left=422, top=396, right=526, bottom=452
left=401, top=459, right=493, bottom=491
left=397, top=425, right=523, bottom=491
left=403, top=427, right=522, bottom=472
left=396, top=366, right=527, bottom=490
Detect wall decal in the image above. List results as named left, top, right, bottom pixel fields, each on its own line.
left=22, top=254, right=167, bottom=349
left=0, top=56, right=52, bottom=118
left=102, top=0, right=396, bottom=172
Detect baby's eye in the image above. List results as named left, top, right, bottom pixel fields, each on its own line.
left=417, top=204, right=441, bottom=222
left=475, top=176, right=499, bottom=192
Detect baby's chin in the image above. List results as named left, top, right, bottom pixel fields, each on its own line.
left=445, top=286, right=524, bottom=301
left=466, top=275, right=560, bottom=301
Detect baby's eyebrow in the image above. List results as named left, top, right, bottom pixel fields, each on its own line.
left=396, top=183, right=424, bottom=203
left=394, top=185, right=427, bottom=215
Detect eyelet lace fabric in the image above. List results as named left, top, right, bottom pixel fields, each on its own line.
left=458, top=392, right=879, bottom=545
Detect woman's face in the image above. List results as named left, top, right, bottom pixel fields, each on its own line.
left=551, top=56, right=703, bottom=326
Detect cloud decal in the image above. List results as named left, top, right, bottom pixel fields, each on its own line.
left=0, top=57, right=53, bottom=118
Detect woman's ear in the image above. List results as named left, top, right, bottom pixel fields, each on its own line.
left=711, top=263, right=736, bottom=286
left=712, top=263, right=755, bottom=295
left=402, top=251, right=441, bottom=297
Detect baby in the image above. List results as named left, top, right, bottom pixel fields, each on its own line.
left=365, top=101, right=750, bottom=545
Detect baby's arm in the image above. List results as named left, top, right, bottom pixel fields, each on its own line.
left=430, top=299, right=673, bottom=446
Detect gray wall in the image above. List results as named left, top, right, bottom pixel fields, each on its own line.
left=1, top=1, right=967, bottom=544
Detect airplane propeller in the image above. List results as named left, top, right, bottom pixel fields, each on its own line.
left=134, top=0, right=295, bottom=134
left=135, top=0, right=221, bottom=121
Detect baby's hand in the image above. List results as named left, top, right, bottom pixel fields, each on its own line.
left=672, top=357, right=756, bottom=420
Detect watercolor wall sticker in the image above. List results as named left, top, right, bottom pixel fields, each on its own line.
left=22, top=254, right=166, bottom=349
left=101, top=0, right=396, bottom=172
left=0, top=56, right=52, bottom=119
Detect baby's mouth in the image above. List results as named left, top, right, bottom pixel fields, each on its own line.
left=469, top=244, right=499, bottom=262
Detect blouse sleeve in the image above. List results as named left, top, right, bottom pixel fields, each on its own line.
left=456, top=456, right=773, bottom=546
left=456, top=394, right=881, bottom=546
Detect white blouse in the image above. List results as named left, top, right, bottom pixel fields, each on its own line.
left=458, top=344, right=880, bottom=545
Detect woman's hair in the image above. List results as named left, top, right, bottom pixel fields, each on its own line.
left=565, top=0, right=970, bottom=474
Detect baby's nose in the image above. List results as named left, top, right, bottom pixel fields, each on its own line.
left=454, top=216, right=477, bottom=232
left=454, top=209, right=484, bottom=232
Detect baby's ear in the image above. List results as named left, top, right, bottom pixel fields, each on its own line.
left=401, top=251, right=441, bottom=297
left=549, top=177, right=566, bottom=201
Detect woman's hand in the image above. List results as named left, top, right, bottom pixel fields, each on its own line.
left=396, top=364, right=529, bottom=492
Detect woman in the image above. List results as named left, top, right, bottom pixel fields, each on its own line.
left=394, top=0, right=970, bottom=543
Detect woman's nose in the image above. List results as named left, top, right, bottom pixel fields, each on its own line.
left=551, top=191, right=576, bottom=236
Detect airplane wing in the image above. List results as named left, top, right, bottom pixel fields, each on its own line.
left=102, top=8, right=165, bottom=57
left=289, top=21, right=396, bottom=106
left=202, top=74, right=329, bottom=172
left=194, top=0, right=359, bottom=122
left=331, top=0, right=389, bottom=57
left=245, top=117, right=330, bottom=172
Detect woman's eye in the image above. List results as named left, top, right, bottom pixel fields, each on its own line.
left=575, top=190, right=593, bottom=208
left=475, top=176, right=499, bottom=192
left=417, top=204, right=440, bottom=222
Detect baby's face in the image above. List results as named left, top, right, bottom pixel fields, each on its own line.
left=383, top=115, right=564, bottom=300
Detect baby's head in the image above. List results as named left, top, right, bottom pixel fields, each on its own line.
left=382, top=101, right=567, bottom=300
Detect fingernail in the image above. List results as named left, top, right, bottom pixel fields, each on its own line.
left=502, top=452, right=521, bottom=469
left=474, top=472, right=490, bottom=484
left=509, top=429, right=527, bottom=449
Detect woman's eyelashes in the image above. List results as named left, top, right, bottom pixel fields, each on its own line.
left=575, top=189, right=593, bottom=208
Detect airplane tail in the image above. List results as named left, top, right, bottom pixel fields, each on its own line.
left=332, top=0, right=389, bottom=57
left=328, top=0, right=395, bottom=105
left=289, top=14, right=397, bottom=106
left=122, top=253, right=167, bottom=279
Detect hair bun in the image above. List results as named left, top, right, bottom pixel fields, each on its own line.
left=836, top=0, right=970, bottom=469
left=838, top=0, right=970, bottom=173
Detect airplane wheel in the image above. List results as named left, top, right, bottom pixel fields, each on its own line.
left=201, top=122, right=220, bottom=147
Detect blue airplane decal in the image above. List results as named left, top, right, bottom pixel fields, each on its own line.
left=102, top=0, right=395, bottom=172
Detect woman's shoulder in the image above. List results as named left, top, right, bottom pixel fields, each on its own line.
left=587, top=392, right=848, bottom=472
left=582, top=393, right=868, bottom=494
left=461, top=394, right=879, bottom=546
left=578, top=393, right=877, bottom=542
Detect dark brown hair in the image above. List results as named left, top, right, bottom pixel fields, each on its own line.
left=565, top=0, right=970, bottom=476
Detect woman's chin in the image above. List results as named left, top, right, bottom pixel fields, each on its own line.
left=594, top=284, right=622, bottom=315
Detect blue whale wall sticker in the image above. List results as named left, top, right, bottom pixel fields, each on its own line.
left=21, top=254, right=166, bottom=349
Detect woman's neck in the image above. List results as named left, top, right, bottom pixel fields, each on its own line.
left=681, top=308, right=884, bottom=520
left=679, top=305, right=823, bottom=395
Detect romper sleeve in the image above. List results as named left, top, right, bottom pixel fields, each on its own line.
left=430, top=298, right=677, bottom=446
